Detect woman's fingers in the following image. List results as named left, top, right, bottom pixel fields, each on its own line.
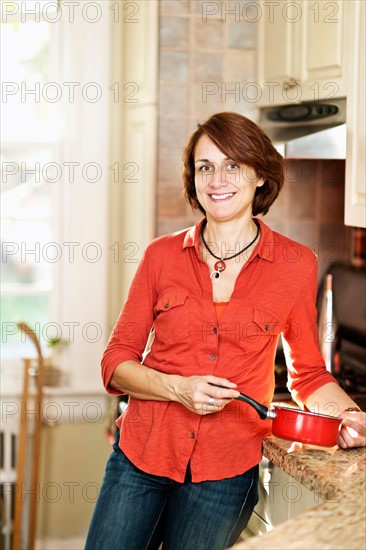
left=205, top=376, right=240, bottom=400
left=337, top=411, right=366, bottom=448
left=177, top=375, right=239, bottom=415
left=205, top=375, right=238, bottom=389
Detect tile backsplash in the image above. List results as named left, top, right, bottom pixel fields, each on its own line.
left=262, top=159, right=352, bottom=282
left=157, top=0, right=258, bottom=236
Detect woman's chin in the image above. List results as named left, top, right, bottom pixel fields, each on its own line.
left=205, top=207, right=250, bottom=223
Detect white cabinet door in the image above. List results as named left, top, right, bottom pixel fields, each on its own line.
left=258, top=0, right=346, bottom=105
left=303, top=1, right=344, bottom=81
left=259, top=460, right=321, bottom=526
left=241, top=459, right=322, bottom=539
left=345, top=0, right=366, bottom=228
left=258, top=3, right=301, bottom=84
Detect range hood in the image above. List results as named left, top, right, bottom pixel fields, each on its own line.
left=259, top=98, right=346, bottom=159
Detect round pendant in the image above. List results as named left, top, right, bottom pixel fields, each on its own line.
left=214, top=260, right=226, bottom=273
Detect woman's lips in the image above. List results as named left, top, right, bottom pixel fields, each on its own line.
left=209, top=193, right=236, bottom=201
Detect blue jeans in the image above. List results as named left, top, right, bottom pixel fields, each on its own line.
left=85, top=436, right=259, bottom=550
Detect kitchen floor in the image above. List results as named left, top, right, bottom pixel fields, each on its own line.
left=36, top=532, right=251, bottom=549
left=36, top=536, right=85, bottom=549
left=232, top=534, right=252, bottom=547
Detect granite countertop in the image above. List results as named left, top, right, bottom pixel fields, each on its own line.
left=233, top=436, right=366, bottom=550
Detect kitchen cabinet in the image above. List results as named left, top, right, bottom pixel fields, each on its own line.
left=244, top=458, right=321, bottom=538
left=257, top=0, right=348, bottom=105
left=345, top=0, right=366, bottom=228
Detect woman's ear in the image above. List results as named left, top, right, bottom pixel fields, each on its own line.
left=256, top=177, right=266, bottom=188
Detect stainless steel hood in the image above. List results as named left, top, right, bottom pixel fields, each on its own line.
left=285, top=123, right=346, bottom=159
left=259, top=98, right=346, bottom=159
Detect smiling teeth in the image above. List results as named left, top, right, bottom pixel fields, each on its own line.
left=211, top=193, right=234, bottom=200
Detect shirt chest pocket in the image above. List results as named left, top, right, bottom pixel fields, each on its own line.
left=154, top=292, right=190, bottom=345
left=239, top=306, right=281, bottom=351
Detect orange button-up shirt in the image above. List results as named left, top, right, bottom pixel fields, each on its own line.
left=102, top=219, right=336, bottom=482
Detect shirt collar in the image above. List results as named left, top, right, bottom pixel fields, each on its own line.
left=182, top=217, right=275, bottom=262
left=255, top=218, right=275, bottom=262
left=182, top=218, right=205, bottom=256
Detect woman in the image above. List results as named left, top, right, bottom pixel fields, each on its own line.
left=85, top=112, right=365, bottom=550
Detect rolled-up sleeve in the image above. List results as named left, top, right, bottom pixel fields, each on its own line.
left=101, top=245, right=158, bottom=394
left=282, top=263, right=338, bottom=407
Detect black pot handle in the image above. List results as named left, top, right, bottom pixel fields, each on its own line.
left=209, top=383, right=275, bottom=420
left=236, top=393, right=275, bottom=420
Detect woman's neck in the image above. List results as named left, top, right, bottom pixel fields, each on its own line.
left=203, top=215, right=258, bottom=252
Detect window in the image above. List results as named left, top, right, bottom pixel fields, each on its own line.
left=1, top=1, right=61, bottom=359
left=1, top=1, right=111, bottom=391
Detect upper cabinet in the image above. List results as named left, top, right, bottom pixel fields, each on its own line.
left=257, top=0, right=348, bottom=105
left=345, top=0, right=366, bottom=228
left=257, top=0, right=365, bottom=228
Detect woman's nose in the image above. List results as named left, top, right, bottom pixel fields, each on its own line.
left=208, top=165, right=227, bottom=188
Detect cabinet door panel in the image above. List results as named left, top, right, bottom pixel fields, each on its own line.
left=257, top=0, right=346, bottom=105
left=261, top=12, right=292, bottom=82
left=345, top=0, right=366, bottom=227
left=304, top=1, right=344, bottom=81
left=259, top=1, right=303, bottom=82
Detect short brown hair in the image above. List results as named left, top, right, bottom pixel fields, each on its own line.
left=182, top=112, right=284, bottom=216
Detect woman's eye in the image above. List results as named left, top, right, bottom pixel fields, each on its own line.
left=198, top=164, right=213, bottom=172
left=226, top=163, right=239, bottom=171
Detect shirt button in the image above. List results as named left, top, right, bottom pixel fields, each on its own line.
left=190, top=432, right=195, bottom=439
left=164, top=303, right=169, bottom=309
left=265, top=324, right=270, bottom=331
left=209, top=354, right=216, bottom=361
left=213, top=327, right=218, bottom=334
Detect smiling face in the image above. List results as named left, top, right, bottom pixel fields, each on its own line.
left=194, top=134, right=265, bottom=223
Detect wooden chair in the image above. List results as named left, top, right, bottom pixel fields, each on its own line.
left=12, top=324, right=45, bottom=550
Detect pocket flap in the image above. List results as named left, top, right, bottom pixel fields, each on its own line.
left=252, top=307, right=280, bottom=334
left=155, top=292, right=189, bottom=315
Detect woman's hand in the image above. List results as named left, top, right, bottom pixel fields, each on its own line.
left=174, top=375, right=240, bottom=415
left=337, top=410, right=366, bottom=449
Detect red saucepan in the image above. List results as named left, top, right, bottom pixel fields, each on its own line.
left=235, top=392, right=342, bottom=447
left=209, top=384, right=342, bottom=446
